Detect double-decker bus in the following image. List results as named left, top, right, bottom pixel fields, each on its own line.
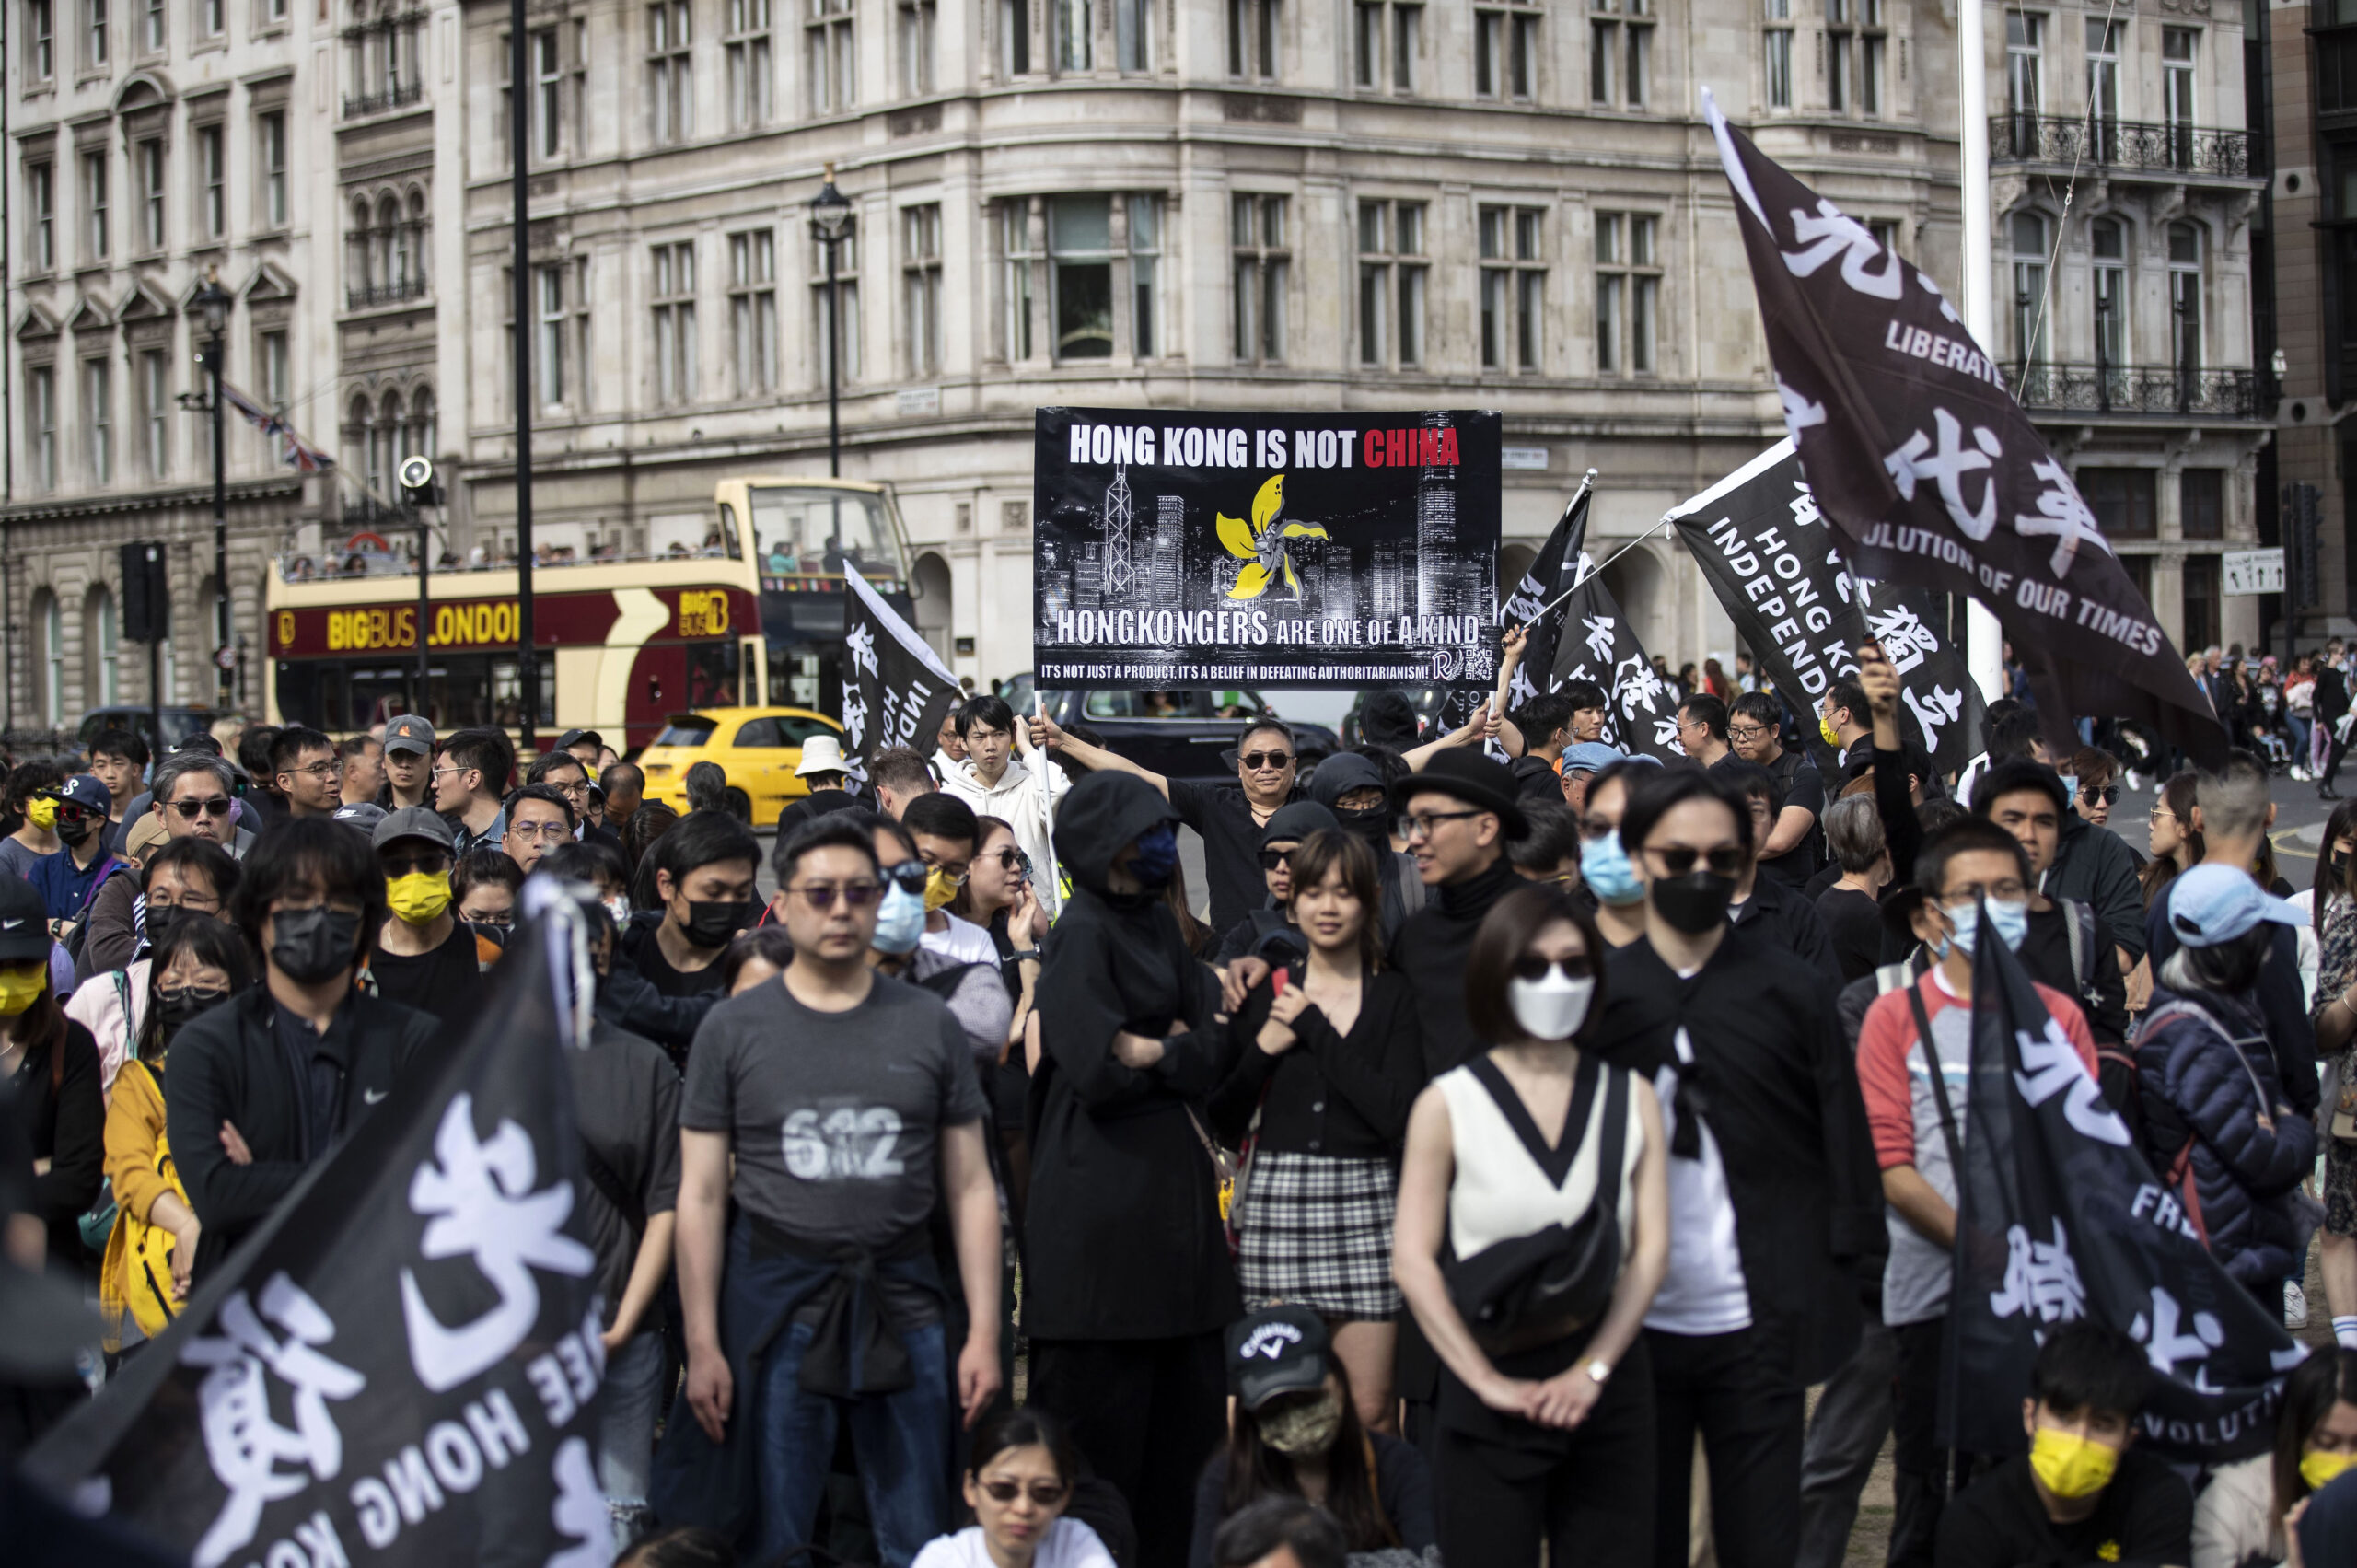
left=263, top=478, right=913, bottom=749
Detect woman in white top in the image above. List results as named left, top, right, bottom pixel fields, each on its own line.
left=2194, top=1348, right=2357, bottom=1568
left=912, top=1406, right=1119, bottom=1568
left=1394, top=882, right=1670, bottom=1566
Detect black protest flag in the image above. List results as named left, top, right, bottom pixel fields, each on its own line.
left=29, top=890, right=611, bottom=1568
left=1946, top=912, right=2301, bottom=1464
left=1499, top=476, right=1595, bottom=714
left=843, top=563, right=961, bottom=787
left=1705, top=94, right=2225, bottom=767
left=1666, top=441, right=1984, bottom=776
left=1546, top=574, right=1688, bottom=763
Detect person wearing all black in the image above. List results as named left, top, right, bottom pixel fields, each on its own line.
left=1025, top=771, right=1241, bottom=1568
left=1814, top=794, right=1891, bottom=986
left=1586, top=766, right=1883, bottom=1568
left=1719, top=760, right=1842, bottom=991
left=1213, top=801, right=1337, bottom=966
left=1307, top=751, right=1423, bottom=943
left=0, top=877, right=101, bottom=1270
left=2318, top=640, right=2351, bottom=799
left=1729, top=692, right=1825, bottom=889
left=1385, top=750, right=1529, bottom=1080
left=620, top=809, right=762, bottom=1000
left=165, top=818, right=438, bottom=1283
left=361, top=807, right=490, bottom=1027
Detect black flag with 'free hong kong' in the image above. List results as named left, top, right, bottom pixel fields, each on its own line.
left=842, top=563, right=962, bottom=788
left=1704, top=91, right=2225, bottom=767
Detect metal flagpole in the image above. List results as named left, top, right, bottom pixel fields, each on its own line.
left=1032, top=691, right=1062, bottom=913
left=1523, top=517, right=1673, bottom=627
left=1492, top=469, right=1599, bottom=718
left=1959, top=0, right=2005, bottom=704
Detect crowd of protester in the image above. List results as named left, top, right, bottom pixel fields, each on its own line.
left=7, top=656, right=2357, bottom=1568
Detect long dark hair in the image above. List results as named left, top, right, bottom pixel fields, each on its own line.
left=950, top=815, right=1020, bottom=923
left=3, top=945, right=67, bottom=1079
left=1464, top=882, right=1609, bottom=1047
left=2274, top=1349, right=2357, bottom=1516
left=1220, top=1362, right=1395, bottom=1551
left=1284, top=829, right=1384, bottom=974
left=2140, top=771, right=2206, bottom=909
left=2317, top=799, right=2357, bottom=902
left=1165, top=856, right=1216, bottom=958
left=141, top=917, right=256, bottom=1065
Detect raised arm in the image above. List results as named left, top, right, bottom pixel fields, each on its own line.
left=1858, top=642, right=1923, bottom=884
left=1027, top=711, right=1167, bottom=799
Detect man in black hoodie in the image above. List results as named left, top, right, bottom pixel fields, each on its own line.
left=1026, top=771, right=1240, bottom=1568
left=1387, top=749, right=1527, bottom=1080
left=1308, top=750, right=1422, bottom=941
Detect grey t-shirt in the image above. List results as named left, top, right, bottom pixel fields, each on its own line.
left=570, top=1021, right=682, bottom=1334
left=682, top=971, right=986, bottom=1257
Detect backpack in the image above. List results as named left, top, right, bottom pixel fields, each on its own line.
left=2057, top=896, right=2143, bottom=1142
left=2131, top=996, right=2277, bottom=1248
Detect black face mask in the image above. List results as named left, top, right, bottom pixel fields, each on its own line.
left=1651, top=871, right=1736, bottom=935
left=153, top=985, right=227, bottom=1048
left=1335, top=805, right=1389, bottom=844
left=2335, top=849, right=2351, bottom=874
left=270, top=906, right=363, bottom=983
left=144, top=905, right=198, bottom=954
left=55, top=814, right=92, bottom=847
left=681, top=899, right=753, bottom=948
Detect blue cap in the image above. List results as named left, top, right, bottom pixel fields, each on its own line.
left=1561, top=741, right=1627, bottom=775
left=55, top=773, right=110, bottom=814
left=2166, top=863, right=2305, bottom=948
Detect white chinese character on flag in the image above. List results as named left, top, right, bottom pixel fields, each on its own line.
left=1584, top=615, right=1618, bottom=667
left=1867, top=603, right=1943, bottom=676
left=1903, top=684, right=1966, bottom=748
left=1986, top=1219, right=2087, bottom=1325
left=1885, top=410, right=2003, bottom=541
left=2014, top=457, right=2116, bottom=580
left=1781, top=200, right=1905, bottom=299
left=2129, top=1287, right=2228, bottom=1394
left=844, top=622, right=880, bottom=682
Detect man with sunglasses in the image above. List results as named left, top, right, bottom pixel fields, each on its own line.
left=360, top=807, right=487, bottom=1027
left=270, top=726, right=344, bottom=823
left=1028, top=711, right=1306, bottom=936
left=675, top=817, right=1000, bottom=1564
left=29, top=774, right=118, bottom=932
left=74, top=754, right=251, bottom=978
left=1213, top=799, right=1337, bottom=965
left=1585, top=765, right=1880, bottom=1568
left=942, top=695, right=1066, bottom=922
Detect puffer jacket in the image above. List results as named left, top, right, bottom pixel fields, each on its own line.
left=2135, top=982, right=2316, bottom=1286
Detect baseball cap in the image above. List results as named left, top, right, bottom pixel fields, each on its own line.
left=2166, top=863, right=2306, bottom=948
left=0, top=877, right=50, bottom=964
left=556, top=728, right=602, bottom=753
left=384, top=714, right=435, bottom=757
left=1225, top=1306, right=1330, bottom=1411
left=331, top=801, right=389, bottom=835
left=1561, top=741, right=1627, bottom=776
left=373, top=804, right=456, bottom=852
left=55, top=774, right=110, bottom=815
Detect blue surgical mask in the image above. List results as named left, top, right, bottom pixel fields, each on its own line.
left=1944, top=897, right=2030, bottom=956
left=1130, top=824, right=1179, bottom=889
left=1579, top=832, right=1646, bottom=907
left=873, top=880, right=925, bottom=955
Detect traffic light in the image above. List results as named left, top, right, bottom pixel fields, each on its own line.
left=119, top=540, right=169, bottom=643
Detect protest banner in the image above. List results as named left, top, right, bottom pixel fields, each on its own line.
left=29, top=890, right=612, bottom=1568
left=1033, top=409, right=1503, bottom=689
left=1705, top=92, right=2225, bottom=765
left=842, top=563, right=961, bottom=785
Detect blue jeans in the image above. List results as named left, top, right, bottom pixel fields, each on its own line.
left=753, top=1316, right=952, bottom=1568
left=597, top=1330, right=668, bottom=1549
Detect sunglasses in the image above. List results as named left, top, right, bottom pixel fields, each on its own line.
left=988, top=846, right=1031, bottom=874
left=1512, top=955, right=1594, bottom=983
left=1239, top=751, right=1295, bottom=772
left=793, top=880, right=883, bottom=910
left=978, top=1479, right=1071, bottom=1508
left=2081, top=784, right=2120, bottom=806
left=879, top=860, right=930, bottom=895
left=55, top=803, right=96, bottom=824
left=169, top=796, right=234, bottom=819
left=1643, top=844, right=1746, bottom=877
left=1257, top=847, right=1295, bottom=872
left=381, top=853, right=449, bottom=878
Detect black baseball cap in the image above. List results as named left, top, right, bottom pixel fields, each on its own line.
left=0, top=877, right=50, bottom=964
left=1225, top=1306, right=1330, bottom=1411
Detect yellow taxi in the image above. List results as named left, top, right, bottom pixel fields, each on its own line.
left=636, top=706, right=845, bottom=822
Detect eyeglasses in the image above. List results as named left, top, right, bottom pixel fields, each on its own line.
left=1239, top=750, right=1295, bottom=772
left=554, top=779, right=591, bottom=798
left=169, top=796, right=234, bottom=819
left=429, top=764, right=469, bottom=782
left=1513, top=954, right=1594, bottom=982
left=285, top=761, right=342, bottom=781
left=920, top=854, right=971, bottom=885
left=879, top=860, right=930, bottom=895
left=381, top=853, right=450, bottom=878
left=1257, top=846, right=1296, bottom=872
left=468, top=912, right=515, bottom=931
left=2080, top=784, right=2119, bottom=806
left=1397, top=808, right=1484, bottom=841
left=1726, top=725, right=1771, bottom=743
left=507, top=820, right=571, bottom=842
left=793, top=880, right=883, bottom=909
left=1642, top=843, right=1747, bottom=877
left=2148, top=807, right=2177, bottom=825
left=147, top=892, right=220, bottom=912
left=54, top=803, right=96, bottom=824
left=978, top=1479, right=1071, bottom=1508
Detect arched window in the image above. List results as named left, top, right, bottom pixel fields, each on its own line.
left=405, top=387, right=435, bottom=459
left=374, top=194, right=399, bottom=295
left=405, top=190, right=429, bottom=291
left=32, top=591, right=61, bottom=726
left=2009, top=211, right=2050, bottom=368
left=911, top=550, right=953, bottom=662
left=356, top=394, right=383, bottom=499
left=377, top=392, right=401, bottom=500
left=350, top=198, right=374, bottom=289
left=86, top=584, right=119, bottom=707
left=2168, top=221, right=2203, bottom=376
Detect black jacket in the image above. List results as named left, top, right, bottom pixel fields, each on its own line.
left=1211, top=969, right=1423, bottom=1158
left=165, top=984, right=439, bottom=1281
left=1589, top=923, right=1884, bottom=1387
left=1387, top=856, right=1521, bottom=1080
left=2047, top=811, right=2148, bottom=967
left=6, top=1017, right=103, bottom=1265
left=1730, top=870, right=1842, bottom=991
left=1026, top=772, right=1241, bottom=1341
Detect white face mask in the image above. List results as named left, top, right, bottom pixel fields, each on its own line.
left=1506, top=967, right=1596, bottom=1041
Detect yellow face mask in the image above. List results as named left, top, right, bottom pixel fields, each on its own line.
left=24, top=796, right=56, bottom=831
left=923, top=866, right=960, bottom=912
left=2028, top=1428, right=2121, bottom=1500
left=385, top=870, right=454, bottom=926
left=0, top=961, right=47, bottom=1016
left=1818, top=714, right=1841, bottom=749
left=2302, top=1449, right=2357, bottom=1493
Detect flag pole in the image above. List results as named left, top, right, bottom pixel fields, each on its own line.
left=1526, top=515, right=1671, bottom=626
left=1495, top=468, right=1601, bottom=716
left=1959, top=0, right=2005, bottom=705
left=1033, top=691, right=1063, bottom=915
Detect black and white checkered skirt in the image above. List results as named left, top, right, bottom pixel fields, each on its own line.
left=1236, top=1149, right=1401, bottom=1320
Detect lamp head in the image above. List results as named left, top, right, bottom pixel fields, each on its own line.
left=197, top=265, right=230, bottom=335
left=810, top=164, right=852, bottom=242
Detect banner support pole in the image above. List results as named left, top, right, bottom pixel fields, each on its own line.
left=1525, top=517, right=1673, bottom=628
left=1958, top=0, right=2005, bottom=706
left=1033, top=691, right=1063, bottom=914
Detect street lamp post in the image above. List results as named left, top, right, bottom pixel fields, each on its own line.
left=194, top=270, right=233, bottom=708
left=809, top=166, right=853, bottom=480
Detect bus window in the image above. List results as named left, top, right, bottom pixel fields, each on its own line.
left=747, top=487, right=906, bottom=585
left=685, top=641, right=741, bottom=709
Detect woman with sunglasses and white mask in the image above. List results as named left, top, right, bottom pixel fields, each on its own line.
left=1211, top=828, right=1422, bottom=1434
left=913, top=1406, right=1116, bottom=1568
left=1394, top=880, right=1669, bottom=1564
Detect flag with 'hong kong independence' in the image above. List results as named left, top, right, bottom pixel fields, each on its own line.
left=1703, top=90, right=2226, bottom=766
left=27, top=890, right=613, bottom=1568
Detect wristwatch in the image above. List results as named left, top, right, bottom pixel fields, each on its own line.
left=1583, top=1358, right=1614, bottom=1387
left=1010, top=948, right=1044, bottom=962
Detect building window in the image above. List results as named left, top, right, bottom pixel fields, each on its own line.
left=1475, top=1, right=1535, bottom=98
left=141, top=0, right=160, bottom=49
left=88, top=587, right=119, bottom=706
left=650, top=0, right=692, bottom=142
left=1763, top=0, right=1791, bottom=108
left=28, top=367, right=56, bottom=494
left=529, top=28, right=562, bottom=157
left=1113, top=0, right=1146, bottom=69
left=1595, top=211, right=1658, bottom=374
left=1228, top=0, right=1274, bottom=78
left=1047, top=195, right=1112, bottom=359
left=261, top=327, right=287, bottom=412
left=1827, top=0, right=1850, bottom=111
left=1003, top=202, right=1037, bottom=359
left=1232, top=192, right=1288, bottom=365
left=729, top=0, right=774, bottom=125
left=2005, top=10, right=2042, bottom=125
left=536, top=261, right=568, bottom=408
left=1128, top=195, right=1159, bottom=356
left=2180, top=554, right=2218, bottom=650
left=138, top=347, right=168, bottom=478
left=81, top=148, right=108, bottom=260
left=730, top=228, right=778, bottom=394
left=29, top=0, right=52, bottom=77
left=196, top=123, right=223, bottom=238
left=1352, top=0, right=1417, bottom=89
left=2009, top=210, right=2049, bottom=367
left=1591, top=0, right=1651, bottom=108
left=84, top=356, right=112, bottom=483
left=2164, top=27, right=2196, bottom=136
left=85, top=0, right=105, bottom=65
left=1056, top=0, right=1089, bottom=70
left=39, top=595, right=62, bottom=724
left=137, top=137, right=164, bottom=250
left=28, top=162, right=53, bottom=271
left=2169, top=220, right=2201, bottom=375
left=2181, top=469, right=2224, bottom=540
left=2078, top=466, right=2155, bottom=537
left=897, top=0, right=933, bottom=91
left=2085, top=17, right=2119, bottom=147
left=901, top=205, right=941, bottom=377
left=1001, top=0, right=1028, bottom=73
left=809, top=0, right=855, bottom=110
left=653, top=240, right=696, bottom=404
left=1860, top=0, right=1883, bottom=114
left=1357, top=198, right=1426, bottom=368
left=2092, top=216, right=2126, bottom=371
left=1480, top=205, right=1547, bottom=371
left=810, top=223, right=862, bottom=379
left=258, top=110, right=286, bottom=227
left=196, top=0, right=218, bottom=34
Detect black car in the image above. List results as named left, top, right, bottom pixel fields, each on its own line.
left=76, top=705, right=229, bottom=755
left=1006, top=679, right=1340, bottom=786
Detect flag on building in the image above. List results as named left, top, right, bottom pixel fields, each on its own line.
left=842, top=563, right=961, bottom=787
left=219, top=381, right=335, bottom=474
left=27, top=889, right=612, bottom=1567
left=1704, top=90, right=2225, bottom=766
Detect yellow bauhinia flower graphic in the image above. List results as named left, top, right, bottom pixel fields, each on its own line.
left=1214, top=474, right=1330, bottom=601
